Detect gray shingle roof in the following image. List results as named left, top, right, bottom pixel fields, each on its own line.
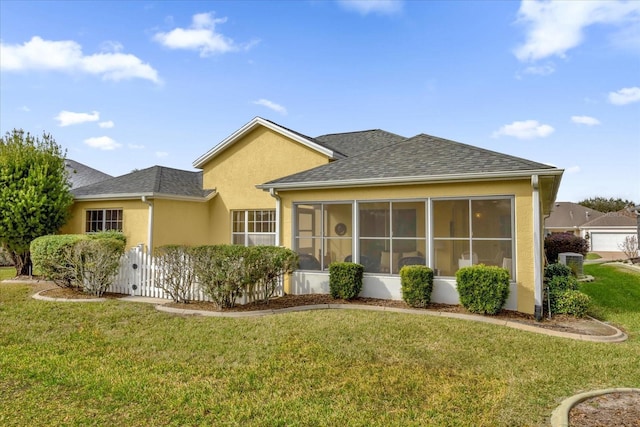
left=65, top=159, right=112, bottom=189
left=581, top=212, right=637, bottom=228
left=72, top=166, right=213, bottom=199
left=545, top=202, right=604, bottom=228
left=261, top=133, right=558, bottom=188
left=314, top=129, right=406, bottom=157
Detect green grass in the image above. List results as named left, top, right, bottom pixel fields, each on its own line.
left=0, top=267, right=16, bottom=281
left=585, top=253, right=602, bottom=260
left=1, top=266, right=639, bottom=426
left=581, top=263, right=640, bottom=337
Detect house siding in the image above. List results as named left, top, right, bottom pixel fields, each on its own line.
left=199, top=126, right=331, bottom=245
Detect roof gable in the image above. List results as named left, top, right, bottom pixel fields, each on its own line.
left=72, top=166, right=213, bottom=200
left=193, top=117, right=342, bottom=169
left=260, top=133, right=561, bottom=189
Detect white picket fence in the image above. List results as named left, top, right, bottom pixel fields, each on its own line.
left=112, top=245, right=284, bottom=304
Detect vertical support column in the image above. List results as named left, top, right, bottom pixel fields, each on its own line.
left=532, top=175, right=543, bottom=321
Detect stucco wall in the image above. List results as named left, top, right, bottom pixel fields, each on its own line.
left=152, top=199, right=211, bottom=248
left=59, top=199, right=149, bottom=249
left=199, top=126, right=330, bottom=244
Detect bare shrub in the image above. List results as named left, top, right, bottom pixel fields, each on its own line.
left=155, top=245, right=196, bottom=303
left=618, top=235, right=639, bottom=260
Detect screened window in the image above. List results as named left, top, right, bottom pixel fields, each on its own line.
left=359, top=201, right=426, bottom=274
left=85, top=209, right=123, bottom=233
left=294, top=203, right=352, bottom=270
left=432, top=198, right=513, bottom=277
left=232, top=210, right=276, bottom=246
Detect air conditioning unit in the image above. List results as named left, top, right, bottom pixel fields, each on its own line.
left=558, top=252, right=584, bottom=277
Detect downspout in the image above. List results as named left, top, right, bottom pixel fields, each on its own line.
left=269, top=188, right=281, bottom=246
left=532, top=175, right=543, bottom=321
left=141, top=196, right=154, bottom=253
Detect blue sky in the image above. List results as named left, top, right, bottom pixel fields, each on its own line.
left=1, top=0, right=639, bottom=203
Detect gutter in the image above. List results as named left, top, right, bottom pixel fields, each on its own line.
left=257, top=169, right=564, bottom=192
left=532, top=175, right=543, bottom=321
left=269, top=188, right=281, bottom=246
left=141, top=196, right=154, bottom=252
left=73, top=191, right=217, bottom=202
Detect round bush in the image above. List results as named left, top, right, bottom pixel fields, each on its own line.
left=400, top=265, right=434, bottom=308
left=456, top=265, right=510, bottom=315
left=555, top=289, right=591, bottom=318
left=329, top=262, right=363, bottom=300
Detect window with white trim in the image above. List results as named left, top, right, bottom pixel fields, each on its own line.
left=85, top=209, right=123, bottom=233
left=232, top=210, right=276, bottom=246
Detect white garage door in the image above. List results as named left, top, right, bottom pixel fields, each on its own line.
left=591, top=233, right=635, bottom=252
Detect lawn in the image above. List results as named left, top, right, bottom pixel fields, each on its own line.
left=1, top=265, right=638, bottom=426
left=0, top=267, right=16, bottom=281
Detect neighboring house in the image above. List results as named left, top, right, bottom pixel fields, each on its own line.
left=544, top=202, right=603, bottom=236
left=581, top=211, right=638, bottom=252
left=65, top=159, right=113, bottom=189
left=60, top=117, right=563, bottom=317
left=544, top=202, right=637, bottom=253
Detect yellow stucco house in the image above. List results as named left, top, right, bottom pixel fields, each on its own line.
left=61, top=117, right=563, bottom=318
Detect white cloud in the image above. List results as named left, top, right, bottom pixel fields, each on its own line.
left=522, top=63, right=555, bottom=76
left=55, top=110, right=100, bottom=127
left=252, top=99, right=287, bottom=115
left=128, top=144, right=145, bottom=150
left=571, top=115, right=601, bottom=126
left=98, top=120, right=115, bottom=129
left=155, top=151, right=168, bottom=158
left=492, top=120, right=555, bottom=140
left=153, top=12, right=257, bottom=57
left=0, top=36, right=160, bottom=84
left=514, top=0, right=640, bottom=62
left=337, top=0, right=403, bottom=15
left=19, top=106, right=30, bottom=112
left=566, top=165, right=581, bottom=174
left=608, top=86, right=640, bottom=105
left=84, top=136, right=122, bottom=150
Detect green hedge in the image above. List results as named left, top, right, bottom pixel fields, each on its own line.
left=31, top=234, right=86, bottom=287
left=456, top=265, right=510, bottom=315
left=191, top=245, right=298, bottom=308
left=72, top=238, right=125, bottom=296
left=329, top=262, right=363, bottom=300
left=544, top=262, right=590, bottom=317
left=400, top=265, right=433, bottom=308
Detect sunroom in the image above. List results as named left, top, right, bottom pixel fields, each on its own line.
left=290, top=196, right=516, bottom=307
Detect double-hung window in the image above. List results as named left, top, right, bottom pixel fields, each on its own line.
left=85, top=209, right=123, bottom=233
left=232, top=210, right=276, bottom=246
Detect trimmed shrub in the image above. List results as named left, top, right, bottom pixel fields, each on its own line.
left=71, top=238, right=125, bottom=296
left=329, top=262, right=363, bottom=300
left=192, top=245, right=248, bottom=309
left=155, top=245, right=195, bottom=303
left=544, top=262, right=573, bottom=281
left=88, top=231, right=127, bottom=246
left=400, top=265, right=434, bottom=308
left=31, top=234, right=86, bottom=287
left=456, top=264, right=510, bottom=315
left=544, top=233, right=588, bottom=264
left=554, top=289, right=591, bottom=318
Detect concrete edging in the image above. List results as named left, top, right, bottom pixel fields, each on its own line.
left=155, top=302, right=627, bottom=342
left=32, top=290, right=106, bottom=303
left=550, top=388, right=640, bottom=427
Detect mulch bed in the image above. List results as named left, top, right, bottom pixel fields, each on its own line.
left=29, top=285, right=620, bottom=336
left=570, top=391, right=640, bottom=427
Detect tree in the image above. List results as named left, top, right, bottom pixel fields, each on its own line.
left=578, top=196, right=636, bottom=213
left=0, top=129, right=73, bottom=276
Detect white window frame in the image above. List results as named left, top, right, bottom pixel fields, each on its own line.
left=85, top=208, right=123, bottom=233
left=231, top=209, right=276, bottom=246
